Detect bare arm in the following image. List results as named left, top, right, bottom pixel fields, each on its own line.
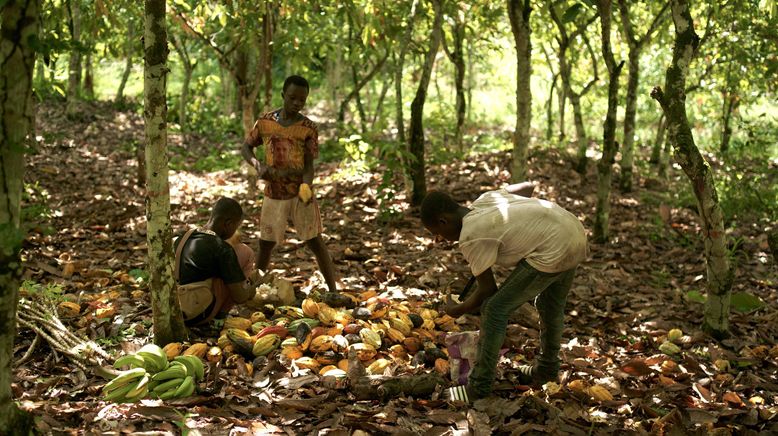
left=505, top=181, right=535, bottom=197
left=302, top=150, right=314, bottom=185
left=445, top=268, right=498, bottom=317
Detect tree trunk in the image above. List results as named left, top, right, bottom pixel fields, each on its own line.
left=116, top=19, right=134, bottom=102
left=261, top=3, right=274, bottom=112
left=651, top=0, right=733, bottom=338
left=570, top=94, right=588, bottom=173
left=67, top=0, right=82, bottom=116
left=650, top=113, right=665, bottom=164
left=0, top=1, right=38, bottom=432
left=394, top=0, right=420, bottom=144
left=408, top=0, right=443, bottom=206
left=545, top=72, right=557, bottom=141
left=83, top=51, right=94, bottom=99
left=557, top=80, right=566, bottom=142
left=719, top=91, right=738, bottom=153
left=466, top=35, right=475, bottom=124
left=338, top=50, right=389, bottom=128
left=443, top=16, right=466, bottom=152
left=221, top=66, right=233, bottom=116
left=619, top=47, right=640, bottom=192
left=507, top=0, right=532, bottom=182
left=371, top=76, right=392, bottom=130
left=351, top=65, right=368, bottom=134
left=658, top=125, right=671, bottom=178
left=143, top=0, right=187, bottom=346
left=593, top=0, right=624, bottom=243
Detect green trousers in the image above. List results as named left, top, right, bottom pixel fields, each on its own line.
left=468, top=260, right=576, bottom=398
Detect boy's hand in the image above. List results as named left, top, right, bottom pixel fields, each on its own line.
left=443, top=294, right=464, bottom=318
left=298, top=183, right=313, bottom=204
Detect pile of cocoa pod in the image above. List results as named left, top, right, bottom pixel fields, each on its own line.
left=166, top=291, right=460, bottom=379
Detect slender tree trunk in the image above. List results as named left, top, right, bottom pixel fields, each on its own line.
left=83, top=50, right=94, bottom=99
left=371, top=76, right=392, bottom=130
left=557, top=76, right=566, bottom=142
left=144, top=0, right=187, bottom=346
left=408, top=0, right=443, bottom=206
left=619, top=49, right=640, bottom=191
left=443, top=18, right=466, bottom=151
left=507, top=0, right=532, bottom=182
left=66, top=0, right=82, bottom=116
left=394, top=0, right=420, bottom=144
left=351, top=65, right=368, bottom=134
left=593, top=0, right=624, bottom=243
left=720, top=91, right=738, bottom=153
left=338, top=51, right=389, bottom=127
left=651, top=0, right=733, bottom=338
left=650, top=113, right=666, bottom=164
left=116, top=19, right=134, bottom=102
left=570, top=94, right=588, bottom=173
left=220, top=66, right=233, bottom=116
left=466, top=35, right=475, bottom=124
left=0, top=1, right=39, bottom=432
left=658, top=126, right=671, bottom=178
left=546, top=73, right=557, bottom=141
left=261, top=3, right=274, bottom=111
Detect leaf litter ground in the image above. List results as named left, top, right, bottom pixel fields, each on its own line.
left=14, top=101, right=778, bottom=435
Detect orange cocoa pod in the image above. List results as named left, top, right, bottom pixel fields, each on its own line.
left=183, top=343, right=208, bottom=358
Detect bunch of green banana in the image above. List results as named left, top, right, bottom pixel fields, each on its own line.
left=103, top=368, right=151, bottom=403
left=114, top=343, right=168, bottom=374
left=149, top=375, right=196, bottom=400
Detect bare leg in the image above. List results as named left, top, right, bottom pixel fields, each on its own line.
left=305, top=235, right=338, bottom=292
left=256, top=239, right=277, bottom=272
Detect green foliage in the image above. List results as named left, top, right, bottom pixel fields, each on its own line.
left=730, top=292, right=765, bottom=313
left=686, top=290, right=707, bottom=304
left=22, top=182, right=54, bottom=235
left=20, top=280, right=64, bottom=301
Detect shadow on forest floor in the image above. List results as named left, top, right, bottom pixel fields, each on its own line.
left=14, top=100, right=778, bottom=434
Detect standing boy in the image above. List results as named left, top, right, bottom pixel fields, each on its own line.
left=241, top=75, right=338, bottom=292
left=175, top=197, right=258, bottom=326
left=420, top=184, right=587, bottom=401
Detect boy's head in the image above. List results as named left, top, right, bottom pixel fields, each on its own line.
left=209, top=197, right=243, bottom=240
left=420, top=191, right=464, bottom=242
left=282, top=75, right=310, bottom=117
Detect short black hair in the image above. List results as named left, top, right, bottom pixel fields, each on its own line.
left=420, top=191, right=460, bottom=226
left=283, top=75, right=309, bottom=92
left=211, top=197, right=243, bottom=221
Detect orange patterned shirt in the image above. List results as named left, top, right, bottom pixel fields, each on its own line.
left=245, top=110, right=319, bottom=200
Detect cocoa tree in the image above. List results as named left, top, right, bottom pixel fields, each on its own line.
left=593, top=0, right=624, bottom=243
left=66, top=0, right=82, bottom=117
left=0, top=0, right=39, bottom=432
left=143, top=0, right=187, bottom=345
left=408, top=0, right=444, bottom=205
left=616, top=0, right=668, bottom=192
left=506, top=0, right=532, bottom=181
left=651, top=0, right=733, bottom=338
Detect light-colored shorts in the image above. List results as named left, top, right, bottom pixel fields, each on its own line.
left=260, top=197, right=322, bottom=243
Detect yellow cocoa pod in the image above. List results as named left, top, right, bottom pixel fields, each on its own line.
left=367, top=358, right=391, bottom=375
left=667, top=328, right=683, bottom=342
left=301, top=299, right=319, bottom=318
left=281, top=346, right=303, bottom=360
left=57, top=301, right=81, bottom=318
left=318, top=307, right=338, bottom=325
left=334, top=310, right=354, bottom=326
left=162, top=342, right=184, bottom=359
left=421, top=319, right=436, bottom=330
left=217, top=334, right=231, bottom=349
left=389, top=318, right=412, bottom=336
left=659, top=341, right=681, bottom=355
left=434, top=358, right=449, bottom=375
left=413, top=328, right=436, bottom=341
left=310, top=335, right=334, bottom=353
left=322, top=368, right=347, bottom=379
left=386, top=328, right=406, bottom=344
left=587, top=385, right=614, bottom=402
left=360, top=328, right=382, bottom=349
left=298, top=183, right=313, bottom=204
left=183, top=343, right=208, bottom=358
left=567, top=379, right=588, bottom=393
left=295, top=356, right=320, bottom=370
left=337, top=358, right=350, bottom=372
left=252, top=334, right=281, bottom=357
left=224, top=317, right=252, bottom=331
left=227, top=328, right=256, bottom=356
left=389, top=344, right=408, bottom=359
left=350, top=343, right=377, bottom=361
left=434, top=314, right=455, bottom=326
left=250, top=311, right=266, bottom=323
left=207, top=346, right=223, bottom=363
left=369, top=302, right=389, bottom=319
left=419, top=308, right=438, bottom=320
left=403, top=337, right=422, bottom=353
left=319, top=365, right=338, bottom=376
